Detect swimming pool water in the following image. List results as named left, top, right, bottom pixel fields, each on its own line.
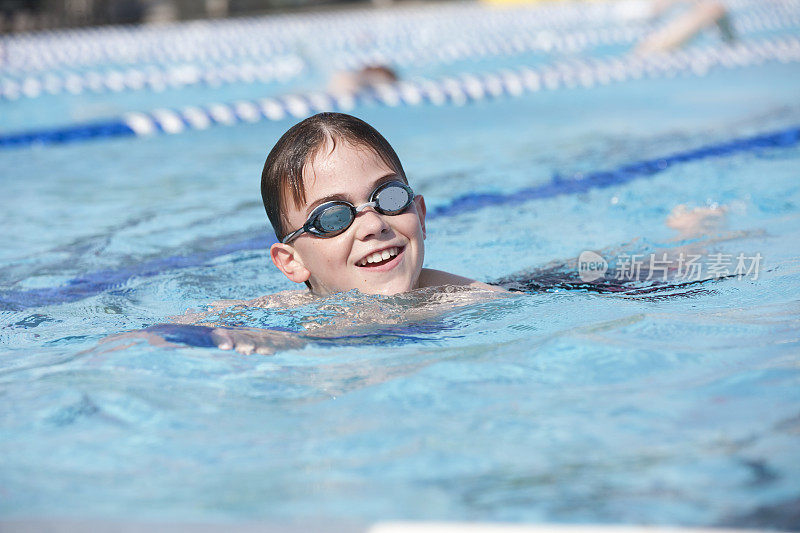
left=1, top=1, right=800, bottom=529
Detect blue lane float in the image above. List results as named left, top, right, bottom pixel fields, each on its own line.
left=2, top=34, right=799, bottom=150
left=2, top=124, right=799, bottom=310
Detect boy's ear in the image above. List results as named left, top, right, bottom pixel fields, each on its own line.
left=270, top=243, right=311, bottom=284
left=414, top=194, right=427, bottom=239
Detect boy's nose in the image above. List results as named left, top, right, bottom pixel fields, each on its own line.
left=353, top=207, right=391, bottom=240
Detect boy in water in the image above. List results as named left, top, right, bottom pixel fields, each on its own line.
left=202, top=112, right=504, bottom=353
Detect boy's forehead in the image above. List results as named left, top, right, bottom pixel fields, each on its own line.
left=302, top=140, right=395, bottom=198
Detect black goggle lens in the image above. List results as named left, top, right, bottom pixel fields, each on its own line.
left=317, top=204, right=353, bottom=233
left=374, top=184, right=411, bottom=213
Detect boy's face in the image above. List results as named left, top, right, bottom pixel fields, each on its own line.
left=270, top=138, right=426, bottom=296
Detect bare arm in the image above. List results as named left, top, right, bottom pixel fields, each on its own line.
left=170, top=289, right=313, bottom=325
left=157, top=289, right=315, bottom=354
left=635, top=1, right=733, bottom=54
left=205, top=326, right=307, bottom=355
left=102, top=323, right=308, bottom=356
left=144, top=271, right=504, bottom=354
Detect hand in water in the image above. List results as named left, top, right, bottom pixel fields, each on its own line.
left=211, top=327, right=306, bottom=355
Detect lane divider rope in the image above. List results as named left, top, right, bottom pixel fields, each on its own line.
left=0, top=55, right=305, bottom=101
left=2, top=0, right=796, bottom=76
left=5, top=5, right=797, bottom=104
left=2, top=34, right=799, bottom=149
left=333, top=8, right=800, bottom=71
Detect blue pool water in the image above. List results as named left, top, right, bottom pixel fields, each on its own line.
left=2, top=1, right=800, bottom=528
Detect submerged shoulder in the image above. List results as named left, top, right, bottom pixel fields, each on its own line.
left=249, top=289, right=314, bottom=308
left=418, top=268, right=506, bottom=292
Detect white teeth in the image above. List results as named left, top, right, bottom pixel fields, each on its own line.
left=358, top=247, right=399, bottom=266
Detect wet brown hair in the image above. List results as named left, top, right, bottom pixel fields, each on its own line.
left=260, top=112, right=407, bottom=242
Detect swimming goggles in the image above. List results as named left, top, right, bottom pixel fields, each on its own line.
left=281, top=181, right=415, bottom=244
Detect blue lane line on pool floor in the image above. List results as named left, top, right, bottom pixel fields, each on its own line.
left=0, top=119, right=137, bottom=147
left=3, top=34, right=799, bottom=151
left=2, top=124, right=799, bottom=310
left=429, top=126, right=800, bottom=218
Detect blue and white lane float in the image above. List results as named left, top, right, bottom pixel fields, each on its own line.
left=3, top=2, right=798, bottom=81
left=0, top=25, right=643, bottom=101
left=4, top=2, right=800, bottom=103
left=0, top=55, right=304, bottom=101
left=2, top=0, right=796, bottom=76
left=332, top=8, right=800, bottom=72
left=1, top=123, right=798, bottom=311
left=1, top=35, right=799, bottom=149
left=0, top=1, right=646, bottom=73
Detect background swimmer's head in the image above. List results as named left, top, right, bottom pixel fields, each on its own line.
left=261, top=112, right=408, bottom=242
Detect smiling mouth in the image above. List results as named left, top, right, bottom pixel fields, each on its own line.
left=356, top=246, right=403, bottom=268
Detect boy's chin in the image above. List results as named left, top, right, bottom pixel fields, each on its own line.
left=309, top=278, right=414, bottom=297
left=309, top=266, right=421, bottom=296
left=350, top=277, right=412, bottom=296
left=361, top=284, right=412, bottom=296
left=357, top=273, right=420, bottom=296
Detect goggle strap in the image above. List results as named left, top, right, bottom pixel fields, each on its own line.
left=281, top=227, right=305, bottom=244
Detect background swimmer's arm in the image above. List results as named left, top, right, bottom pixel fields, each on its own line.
left=418, top=268, right=507, bottom=292
left=635, top=1, right=732, bottom=54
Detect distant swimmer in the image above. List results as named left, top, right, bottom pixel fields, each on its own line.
left=633, top=0, right=736, bottom=54
left=327, top=65, right=399, bottom=95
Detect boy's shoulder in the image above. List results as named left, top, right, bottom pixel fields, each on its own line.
left=418, top=268, right=505, bottom=292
